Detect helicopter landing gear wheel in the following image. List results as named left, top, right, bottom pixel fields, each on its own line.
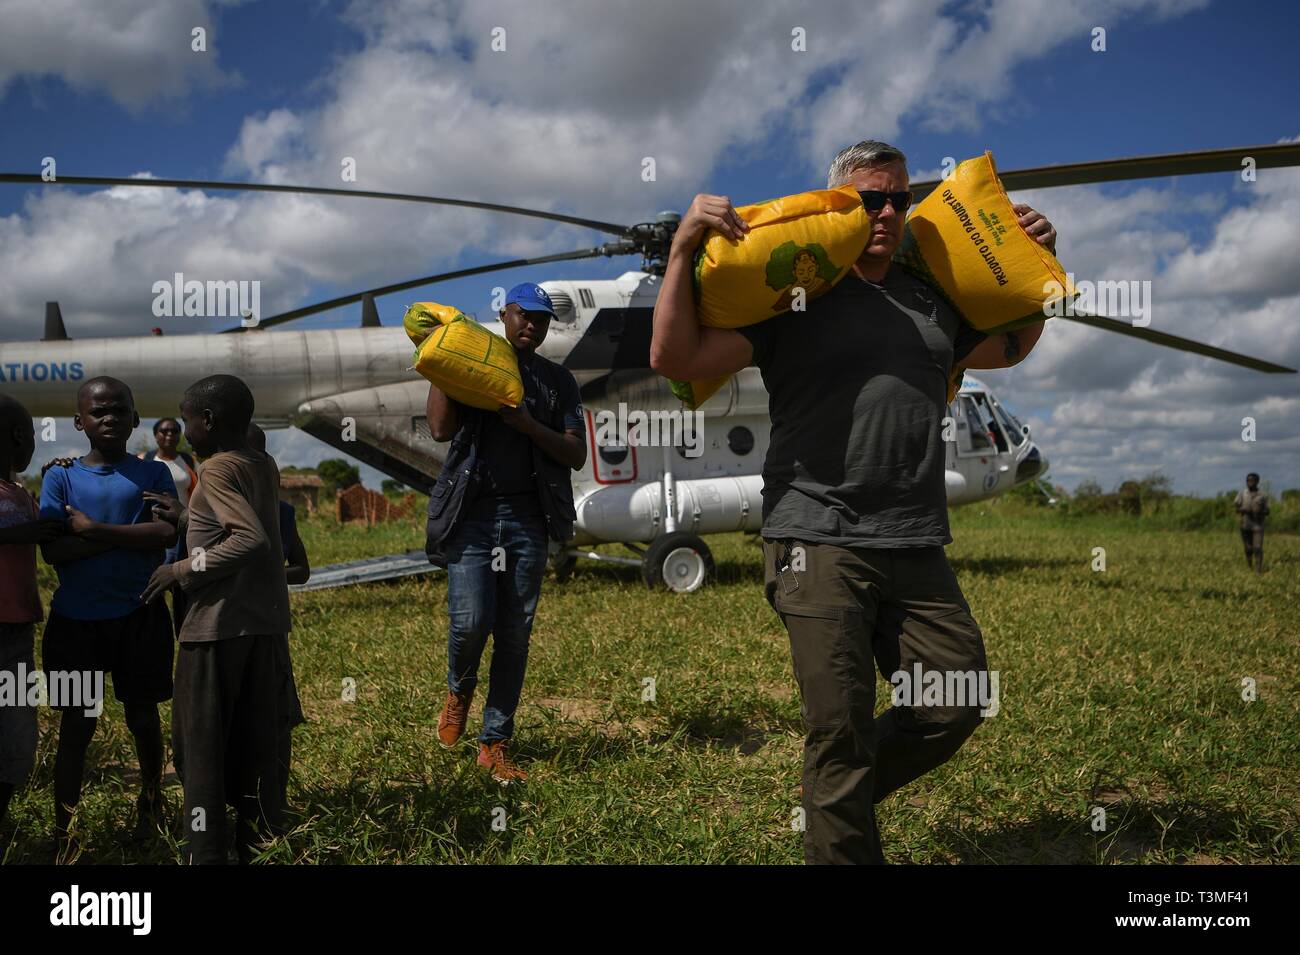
left=641, top=533, right=714, bottom=593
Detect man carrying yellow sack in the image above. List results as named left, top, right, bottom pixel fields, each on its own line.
left=651, top=140, right=1058, bottom=864
left=424, top=283, right=587, bottom=784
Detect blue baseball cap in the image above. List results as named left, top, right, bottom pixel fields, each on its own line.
left=505, top=282, right=556, bottom=318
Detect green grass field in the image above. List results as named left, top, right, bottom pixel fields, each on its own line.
left=4, top=504, right=1297, bottom=864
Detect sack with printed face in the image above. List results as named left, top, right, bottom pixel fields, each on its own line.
left=893, top=151, right=1075, bottom=334
left=404, top=302, right=524, bottom=411
left=692, top=183, right=875, bottom=329
left=669, top=184, right=877, bottom=408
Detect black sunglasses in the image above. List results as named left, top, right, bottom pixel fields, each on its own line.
left=859, top=190, right=913, bottom=214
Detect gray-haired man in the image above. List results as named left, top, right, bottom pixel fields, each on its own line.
left=651, top=141, right=1058, bottom=863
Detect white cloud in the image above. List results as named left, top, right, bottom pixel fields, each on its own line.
left=4, top=0, right=1222, bottom=342
left=0, top=0, right=240, bottom=108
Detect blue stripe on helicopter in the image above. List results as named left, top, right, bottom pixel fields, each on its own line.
left=0, top=361, right=85, bottom=383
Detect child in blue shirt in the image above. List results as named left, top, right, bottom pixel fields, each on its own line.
left=38, top=377, right=177, bottom=856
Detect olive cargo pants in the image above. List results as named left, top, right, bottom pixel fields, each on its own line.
left=762, top=538, right=990, bottom=864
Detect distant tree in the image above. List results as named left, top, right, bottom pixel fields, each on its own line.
left=381, top=479, right=407, bottom=496
left=1116, top=480, right=1142, bottom=515
left=1136, top=471, right=1173, bottom=514
left=318, top=459, right=361, bottom=495
left=1074, top=478, right=1103, bottom=499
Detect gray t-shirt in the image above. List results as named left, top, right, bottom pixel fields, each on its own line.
left=738, top=265, right=986, bottom=548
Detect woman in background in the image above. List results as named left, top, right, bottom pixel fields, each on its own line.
left=140, top=418, right=198, bottom=629
left=140, top=418, right=198, bottom=508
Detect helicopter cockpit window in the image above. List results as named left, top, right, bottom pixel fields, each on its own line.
left=971, top=393, right=1009, bottom=453
left=989, top=397, right=1024, bottom=447
left=958, top=396, right=992, bottom=452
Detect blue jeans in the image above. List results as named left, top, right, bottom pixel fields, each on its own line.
left=444, top=513, right=548, bottom=742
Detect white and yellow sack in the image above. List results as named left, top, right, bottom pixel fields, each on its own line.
left=893, top=151, right=1074, bottom=334
left=671, top=184, right=876, bottom=408
left=403, top=302, right=524, bottom=411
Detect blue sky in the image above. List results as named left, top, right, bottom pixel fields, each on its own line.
left=2, top=0, right=1297, bottom=494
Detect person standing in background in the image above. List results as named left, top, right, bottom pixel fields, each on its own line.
left=1234, top=472, right=1269, bottom=573
left=140, top=418, right=198, bottom=508
left=141, top=417, right=199, bottom=628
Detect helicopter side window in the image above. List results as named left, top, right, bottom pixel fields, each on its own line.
left=598, top=444, right=629, bottom=466
left=727, top=426, right=755, bottom=456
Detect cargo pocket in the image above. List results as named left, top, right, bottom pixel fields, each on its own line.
left=776, top=602, right=869, bottom=733
left=893, top=603, right=989, bottom=731
left=899, top=602, right=987, bottom=676
left=427, top=473, right=458, bottom=520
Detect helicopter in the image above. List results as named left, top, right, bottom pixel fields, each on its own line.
left=2, top=143, right=1296, bottom=592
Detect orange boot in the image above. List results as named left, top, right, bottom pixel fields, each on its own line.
left=437, top=688, right=474, bottom=748
left=477, top=740, right=527, bottom=785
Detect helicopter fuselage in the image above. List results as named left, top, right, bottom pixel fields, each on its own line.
left=0, top=271, right=1048, bottom=546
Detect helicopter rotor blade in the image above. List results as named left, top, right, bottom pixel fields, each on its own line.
left=0, top=172, right=633, bottom=237
left=223, top=246, right=619, bottom=333
left=1059, top=312, right=1296, bottom=374
left=911, top=142, right=1300, bottom=201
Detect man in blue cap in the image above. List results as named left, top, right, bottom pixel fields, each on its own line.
left=424, top=282, right=587, bottom=783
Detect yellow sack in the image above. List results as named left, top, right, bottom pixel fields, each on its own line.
left=946, top=368, right=964, bottom=405
left=893, top=151, right=1074, bottom=334
left=403, top=302, right=523, bottom=411
left=668, top=374, right=730, bottom=410
left=693, top=183, right=874, bottom=329
left=404, top=300, right=459, bottom=350
left=671, top=184, right=876, bottom=408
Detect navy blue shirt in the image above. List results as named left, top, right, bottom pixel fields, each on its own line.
left=467, top=351, right=584, bottom=519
